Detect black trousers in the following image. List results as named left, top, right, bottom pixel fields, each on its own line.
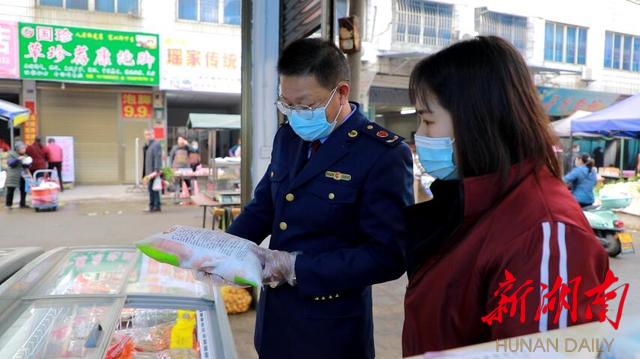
left=49, top=162, right=63, bottom=191
left=6, top=177, right=26, bottom=207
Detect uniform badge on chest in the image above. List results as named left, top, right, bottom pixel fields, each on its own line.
left=325, top=171, right=352, bottom=181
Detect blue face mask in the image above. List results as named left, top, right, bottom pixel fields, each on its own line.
left=415, top=134, right=458, bottom=180
left=287, top=87, right=342, bottom=142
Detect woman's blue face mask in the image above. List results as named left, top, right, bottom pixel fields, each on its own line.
left=414, top=134, right=458, bottom=180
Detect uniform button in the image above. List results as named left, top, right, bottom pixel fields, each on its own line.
left=329, top=295, right=333, bottom=299
left=314, top=297, right=319, bottom=301
left=328, top=193, right=335, bottom=200
left=270, top=171, right=275, bottom=178
left=279, top=222, right=288, bottom=231
left=335, top=293, right=340, bottom=298
left=367, top=125, right=374, bottom=130
left=321, top=296, right=326, bottom=301
left=285, top=193, right=295, bottom=202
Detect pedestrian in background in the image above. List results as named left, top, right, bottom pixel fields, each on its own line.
left=169, top=135, right=193, bottom=195
left=5, top=141, right=30, bottom=209
left=564, top=153, right=597, bottom=207
left=189, top=140, right=201, bottom=171
left=26, top=137, right=47, bottom=180
left=144, top=129, right=162, bottom=212
left=402, top=36, right=608, bottom=355
left=44, top=138, right=64, bottom=191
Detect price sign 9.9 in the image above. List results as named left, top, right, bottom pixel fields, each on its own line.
left=121, top=92, right=153, bottom=119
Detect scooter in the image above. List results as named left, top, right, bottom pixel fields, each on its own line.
left=583, top=195, right=635, bottom=257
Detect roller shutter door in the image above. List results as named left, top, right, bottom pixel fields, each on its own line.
left=39, top=90, right=119, bottom=184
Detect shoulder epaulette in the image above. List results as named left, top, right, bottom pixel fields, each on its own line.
left=360, top=122, right=404, bottom=147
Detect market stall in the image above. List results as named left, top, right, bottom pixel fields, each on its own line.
left=0, top=99, right=29, bottom=149
left=187, top=114, right=242, bottom=230
left=571, top=93, right=640, bottom=178
left=0, top=246, right=237, bottom=358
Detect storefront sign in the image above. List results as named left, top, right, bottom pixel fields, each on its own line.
left=121, top=92, right=153, bottom=119
left=160, top=34, right=240, bottom=93
left=19, top=22, right=159, bottom=86
left=46, top=136, right=75, bottom=183
left=538, top=87, right=627, bottom=117
left=22, top=100, right=37, bottom=144
left=0, top=20, right=19, bottom=79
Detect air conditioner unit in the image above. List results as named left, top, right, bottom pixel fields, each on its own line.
left=581, top=67, right=594, bottom=83
left=460, top=31, right=479, bottom=40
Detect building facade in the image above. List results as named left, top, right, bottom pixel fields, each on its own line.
left=0, top=0, right=241, bottom=184
left=345, top=0, right=640, bottom=139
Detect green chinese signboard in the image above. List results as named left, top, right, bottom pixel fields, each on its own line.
left=18, top=22, right=159, bottom=86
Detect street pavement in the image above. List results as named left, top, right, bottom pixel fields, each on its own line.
left=1, top=194, right=639, bottom=358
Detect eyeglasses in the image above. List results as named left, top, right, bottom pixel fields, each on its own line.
left=275, top=86, right=339, bottom=120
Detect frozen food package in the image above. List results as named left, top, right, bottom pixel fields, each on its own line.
left=135, top=226, right=262, bottom=287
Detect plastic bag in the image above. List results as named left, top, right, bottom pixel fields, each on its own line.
left=135, top=226, right=262, bottom=287
left=152, top=176, right=162, bottom=192
left=105, top=332, right=134, bottom=359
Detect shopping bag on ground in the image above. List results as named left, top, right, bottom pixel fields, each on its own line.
left=135, top=226, right=262, bottom=287
left=152, top=177, right=162, bottom=192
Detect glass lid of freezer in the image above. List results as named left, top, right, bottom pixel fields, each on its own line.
left=0, top=298, right=121, bottom=359
left=126, top=253, right=211, bottom=299
left=30, top=249, right=138, bottom=297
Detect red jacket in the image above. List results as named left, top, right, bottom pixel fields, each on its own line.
left=26, top=143, right=47, bottom=171
left=402, top=162, right=609, bottom=356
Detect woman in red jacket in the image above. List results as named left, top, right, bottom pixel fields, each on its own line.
left=403, top=36, right=609, bottom=356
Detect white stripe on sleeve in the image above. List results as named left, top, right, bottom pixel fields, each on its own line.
left=558, top=222, right=568, bottom=329
left=539, top=222, right=551, bottom=332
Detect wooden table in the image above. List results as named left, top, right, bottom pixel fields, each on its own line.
left=190, top=193, right=219, bottom=229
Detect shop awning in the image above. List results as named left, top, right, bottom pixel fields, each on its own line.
left=571, top=93, right=640, bottom=137
left=551, top=110, right=592, bottom=137
left=0, top=99, right=29, bottom=126
left=538, top=87, right=627, bottom=117
left=187, top=113, right=241, bottom=129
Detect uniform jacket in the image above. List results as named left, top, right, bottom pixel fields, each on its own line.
left=6, top=151, right=27, bottom=188
left=228, top=104, right=413, bottom=359
left=402, top=162, right=609, bottom=356
left=563, top=165, right=597, bottom=205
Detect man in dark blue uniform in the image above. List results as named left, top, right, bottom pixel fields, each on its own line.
left=227, top=38, right=413, bottom=358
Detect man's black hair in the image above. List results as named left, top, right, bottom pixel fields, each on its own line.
left=277, top=38, right=350, bottom=89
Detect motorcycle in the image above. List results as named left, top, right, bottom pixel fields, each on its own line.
left=583, top=195, right=635, bottom=257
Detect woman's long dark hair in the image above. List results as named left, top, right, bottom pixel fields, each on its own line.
left=409, top=36, right=561, bottom=183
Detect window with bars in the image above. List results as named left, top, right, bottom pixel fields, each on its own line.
left=393, top=0, right=454, bottom=47
left=476, top=10, right=527, bottom=53
left=604, top=31, right=640, bottom=72
left=544, top=22, right=587, bottom=65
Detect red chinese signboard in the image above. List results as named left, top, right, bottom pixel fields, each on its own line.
left=23, top=100, right=37, bottom=144
left=121, top=92, right=152, bottom=119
